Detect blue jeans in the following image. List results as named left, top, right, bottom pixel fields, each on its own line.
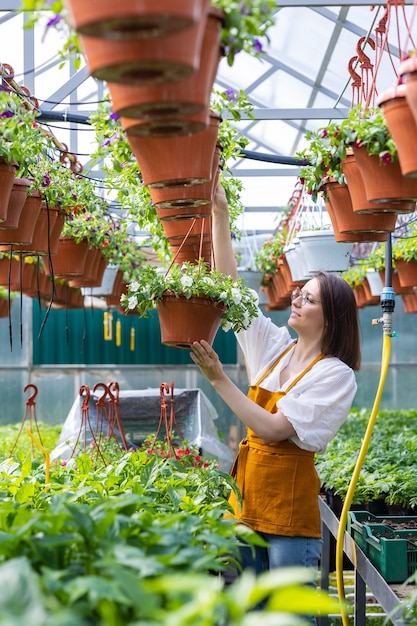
left=239, top=533, right=323, bottom=573
left=238, top=534, right=323, bottom=622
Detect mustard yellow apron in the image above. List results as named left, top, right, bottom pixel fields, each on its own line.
left=228, top=345, right=324, bottom=537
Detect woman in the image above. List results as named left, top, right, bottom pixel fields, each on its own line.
left=190, top=184, right=361, bottom=575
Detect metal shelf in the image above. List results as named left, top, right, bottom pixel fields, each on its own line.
left=319, top=498, right=409, bottom=626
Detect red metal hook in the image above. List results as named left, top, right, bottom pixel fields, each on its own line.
left=93, top=382, right=109, bottom=407
left=24, top=383, right=38, bottom=406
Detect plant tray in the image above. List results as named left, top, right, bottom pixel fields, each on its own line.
left=348, top=512, right=417, bottom=583
left=365, top=524, right=417, bottom=583
left=348, top=511, right=417, bottom=554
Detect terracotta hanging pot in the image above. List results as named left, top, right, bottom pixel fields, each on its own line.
left=342, top=154, right=414, bottom=216
left=156, top=292, right=225, bottom=348
left=150, top=147, right=220, bottom=210
left=64, top=0, right=207, bottom=39
left=324, top=199, right=388, bottom=243
left=78, top=4, right=208, bottom=85
left=262, top=272, right=291, bottom=311
left=161, top=216, right=211, bottom=241
left=352, top=145, right=417, bottom=206
left=169, top=240, right=212, bottom=266
left=378, top=84, right=417, bottom=178
left=0, top=297, right=10, bottom=318
left=399, top=56, right=417, bottom=129
left=14, top=205, right=64, bottom=256
left=394, top=259, right=417, bottom=289
left=353, top=284, right=367, bottom=309
left=278, top=254, right=297, bottom=291
left=18, top=261, right=41, bottom=296
left=107, top=6, right=223, bottom=136
left=0, top=256, right=20, bottom=287
left=0, top=159, right=17, bottom=223
left=121, top=109, right=209, bottom=138
left=0, top=188, right=42, bottom=249
left=43, top=236, right=90, bottom=279
left=401, top=290, right=417, bottom=314
left=361, top=277, right=380, bottom=306
left=379, top=269, right=413, bottom=295
left=0, top=178, right=30, bottom=230
left=69, top=249, right=108, bottom=288
left=126, top=110, right=221, bottom=187
left=324, top=177, right=397, bottom=235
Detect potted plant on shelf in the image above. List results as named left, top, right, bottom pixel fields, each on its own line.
left=120, top=260, right=259, bottom=349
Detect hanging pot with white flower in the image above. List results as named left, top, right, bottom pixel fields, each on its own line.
left=120, top=260, right=259, bottom=349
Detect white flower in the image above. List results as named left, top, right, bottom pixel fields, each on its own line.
left=127, top=295, right=138, bottom=309
left=202, top=277, right=214, bottom=286
left=130, top=281, right=139, bottom=292
left=231, top=287, right=242, bottom=304
left=222, top=320, right=232, bottom=332
left=181, top=275, right=193, bottom=288
left=219, top=291, right=228, bottom=301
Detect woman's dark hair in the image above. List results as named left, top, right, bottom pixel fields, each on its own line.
left=315, top=270, right=361, bottom=371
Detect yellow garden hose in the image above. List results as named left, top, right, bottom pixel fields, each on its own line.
left=335, top=330, right=391, bottom=626
left=336, top=235, right=396, bottom=625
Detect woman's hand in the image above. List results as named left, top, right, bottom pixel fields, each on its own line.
left=190, top=340, right=225, bottom=383
left=213, top=181, right=229, bottom=215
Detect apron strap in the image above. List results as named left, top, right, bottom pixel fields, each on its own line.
left=255, top=342, right=296, bottom=387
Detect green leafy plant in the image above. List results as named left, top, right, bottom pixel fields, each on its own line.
left=296, top=119, right=346, bottom=202
left=213, top=0, right=277, bottom=66
left=392, top=229, right=417, bottom=263
left=0, top=90, right=44, bottom=168
left=254, top=230, right=287, bottom=274
left=121, top=260, right=259, bottom=333
left=296, top=103, right=398, bottom=202
left=341, top=103, right=398, bottom=165
left=341, top=264, right=367, bottom=289
left=316, top=408, right=417, bottom=508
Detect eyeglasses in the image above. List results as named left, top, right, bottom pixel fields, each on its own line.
left=291, top=287, right=322, bottom=307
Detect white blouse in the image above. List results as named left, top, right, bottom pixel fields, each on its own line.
left=236, top=311, right=357, bottom=455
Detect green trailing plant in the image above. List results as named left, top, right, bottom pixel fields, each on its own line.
left=121, top=260, right=259, bottom=333
left=341, top=103, right=398, bottom=165
left=296, top=119, right=346, bottom=202
left=0, top=89, right=44, bottom=169
left=254, top=230, right=287, bottom=275
left=296, top=103, right=398, bottom=202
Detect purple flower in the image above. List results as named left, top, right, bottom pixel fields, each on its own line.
left=46, top=14, right=62, bottom=27
left=224, top=89, right=237, bottom=101
left=0, top=110, right=13, bottom=118
left=240, top=2, right=251, bottom=15
left=381, top=153, right=392, bottom=165
left=41, top=175, right=51, bottom=187
left=110, top=111, right=119, bottom=121
left=253, top=38, right=263, bottom=54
